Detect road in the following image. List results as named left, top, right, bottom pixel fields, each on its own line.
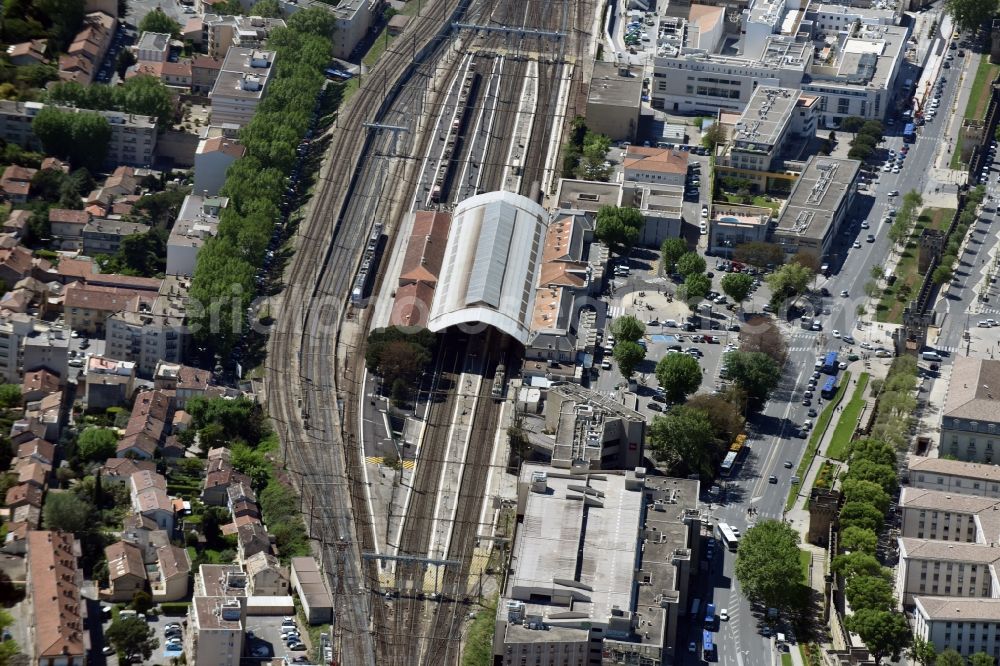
left=683, top=21, right=992, bottom=666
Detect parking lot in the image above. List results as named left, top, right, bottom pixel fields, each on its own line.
left=245, top=615, right=311, bottom=662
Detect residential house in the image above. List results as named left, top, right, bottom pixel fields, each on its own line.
left=4, top=209, right=30, bottom=237
left=49, top=208, right=91, bottom=250
left=21, top=369, right=61, bottom=403
left=59, top=10, right=116, bottom=84
left=26, top=531, right=87, bottom=665
left=202, top=447, right=250, bottom=506
left=116, top=389, right=173, bottom=459
left=2, top=521, right=29, bottom=554
left=244, top=551, right=288, bottom=596
left=150, top=544, right=191, bottom=601
left=154, top=361, right=210, bottom=408
left=5, top=482, right=43, bottom=513
left=84, top=355, right=136, bottom=410
left=621, top=147, right=689, bottom=186
left=237, top=522, right=269, bottom=562
left=82, top=219, right=149, bottom=256
left=40, top=157, right=69, bottom=173
left=193, top=136, right=244, bottom=196
left=102, top=540, right=147, bottom=602
left=99, top=457, right=156, bottom=484
left=136, top=31, right=170, bottom=62
left=0, top=165, right=36, bottom=203
left=6, top=39, right=47, bottom=66
left=130, top=470, right=176, bottom=532
left=191, top=55, right=223, bottom=94
left=16, top=438, right=54, bottom=466
left=0, top=244, right=49, bottom=289
left=64, top=281, right=158, bottom=334
left=17, top=460, right=49, bottom=489
left=227, top=482, right=258, bottom=518
left=21, top=331, right=69, bottom=388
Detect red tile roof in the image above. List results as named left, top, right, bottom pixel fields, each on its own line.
left=27, top=531, right=85, bottom=660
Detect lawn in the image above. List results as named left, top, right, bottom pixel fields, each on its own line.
left=782, top=654, right=794, bottom=666
left=786, top=372, right=851, bottom=510
left=799, top=548, right=811, bottom=583
left=951, top=57, right=1000, bottom=168
left=826, top=373, right=870, bottom=461
left=721, top=193, right=783, bottom=215
left=876, top=208, right=955, bottom=323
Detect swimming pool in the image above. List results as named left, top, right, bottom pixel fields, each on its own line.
left=720, top=216, right=739, bottom=224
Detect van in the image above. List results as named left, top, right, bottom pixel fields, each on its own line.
left=921, top=351, right=943, bottom=362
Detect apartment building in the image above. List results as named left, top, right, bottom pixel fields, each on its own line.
left=0, top=313, right=57, bottom=383
left=26, top=531, right=87, bottom=665
left=899, top=487, right=1000, bottom=543
left=0, top=101, right=157, bottom=168
left=908, top=457, right=1000, bottom=498
left=136, top=31, right=170, bottom=62
left=105, top=275, right=190, bottom=376
left=209, top=48, right=275, bottom=127
left=771, top=155, right=860, bottom=261
left=166, top=195, right=228, bottom=276
left=188, top=564, right=247, bottom=666
left=202, top=14, right=285, bottom=59
left=193, top=136, right=244, bottom=196
left=896, top=538, right=1000, bottom=607
left=585, top=61, right=642, bottom=142
left=914, top=597, right=1000, bottom=659
left=939, top=358, right=1000, bottom=463
left=65, top=282, right=158, bottom=335
left=494, top=466, right=700, bottom=666
left=83, top=219, right=149, bottom=256
left=59, top=11, right=115, bottom=84
left=84, top=355, right=136, bottom=409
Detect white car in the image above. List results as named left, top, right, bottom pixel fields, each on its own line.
left=882, top=163, right=892, bottom=172
left=852, top=240, right=861, bottom=248
left=832, top=330, right=841, bottom=338
left=839, top=361, right=849, bottom=370
left=891, top=166, right=901, bottom=174
left=701, top=206, right=709, bottom=218
left=860, top=221, right=870, bottom=228
left=841, top=290, right=849, bottom=297
left=860, top=341, right=873, bottom=350
left=720, top=608, right=729, bottom=621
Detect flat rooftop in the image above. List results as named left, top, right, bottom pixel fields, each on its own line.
left=733, top=87, right=800, bottom=150
left=555, top=179, right=622, bottom=213
left=193, top=596, right=243, bottom=631
left=589, top=61, right=642, bottom=108
left=774, top=156, right=860, bottom=242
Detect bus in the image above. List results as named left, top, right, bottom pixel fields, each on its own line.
left=717, top=522, right=739, bottom=551
left=690, top=598, right=701, bottom=618
left=720, top=433, right=749, bottom=477
left=821, top=376, right=838, bottom=399
left=703, top=630, right=716, bottom=660
left=903, top=122, right=916, bottom=143
left=705, top=602, right=716, bottom=629
left=822, top=351, right=839, bottom=375
left=719, top=451, right=738, bottom=478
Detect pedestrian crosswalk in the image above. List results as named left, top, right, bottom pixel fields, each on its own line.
left=935, top=345, right=958, bottom=353
left=365, top=456, right=415, bottom=469
left=607, top=305, right=623, bottom=319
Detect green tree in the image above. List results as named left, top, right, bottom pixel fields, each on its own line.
left=721, top=273, right=754, bottom=305
left=722, top=351, right=782, bottom=404
left=660, top=237, right=687, bottom=273
left=647, top=405, right=718, bottom=477
left=676, top=252, right=706, bottom=278
left=839, top=525, right=878, bottom=554
left=734, top=241, right=784, bottom=268
left=43, top=491, right=92, bottom=533
left=0, top=608, right=19, bottom=664
left=844, top=609, right=911, bottom=665
left=610, top=315, right=645, bottom=343
left=841, top=117, right=865, bottom=132
left=115, top=48, right=137, bottom=79
left=832, top=551, right=891, bottom=581
left=739, top=315, right=788, bottom=365
left=849, top=439, right=897, bottom=468
left=932, top=264, right=954, bottom=285
left=679, top=272, right=711, bottom=307
left=845, top=575, right=895, bottom=612
left=944, top=0, right=999, bottom=32
left=685, top=393, right=745, bottom=444
left=839, top=501, right=885, bottom=533
left=32, top=107, right=110, bottom=172
left=970, top=653, right=996, bottom=666
left=36, top=0, right=86, bottom=49
left=612, top=341, right=645, bottom=377
left=702, top=122, right=727, bottom=151
left=106, top=616, right=158, bottom=662
left=285, top=6, right=338, bottom=36
left=365, top=327, right=436, bottom=390
left=766, top=262, right=814, bottom=308
left=250, top=0, right=282, bottom=15
left=733, top=520, right=804, bottom=613
left=655, top=353, right=702, bottom=402
left=0, top=384, right=20, bottom=409
left=848, top=145, right=873, bottom=161
left=595, top=206, right=644, bottom=255
left=130, top=590, right=154, bottom=614
left=117, top=75, right=175, bottom=127
left=138, top=8, right=181, bottom=35
left=936, top=649, right=966, bottom=666
left=77, top=427, right=119, bottom=462
left=909, top=637, right=937, bottom=666
left=841, top=478, right=891, bottom=513
left=845, top=459, right=897, bottom=494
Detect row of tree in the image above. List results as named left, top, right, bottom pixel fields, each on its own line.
left=932, top=185, right=986, bottom=286
left=561, top=117, right=613, bottom=182
left=844, top=118, right=885, bottom=162
left=46, top=75, right=176, bottom=128
left=189, top=9, right=336, bottom=357
left=887, top=190, right=924, bottom=249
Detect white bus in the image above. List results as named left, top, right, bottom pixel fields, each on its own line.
left=717, top=522, right=739, bottom=552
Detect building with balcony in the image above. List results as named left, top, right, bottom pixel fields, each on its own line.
left=209, top=48, right=275, bottom=127
left=105, top=275, right=190, bottom=376
left=166, top=195, right=228, bottom=276
left=26, top=531, right=87, bottom=665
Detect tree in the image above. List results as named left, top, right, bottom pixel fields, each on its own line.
left=841, top=478, right=891, bottom=513
left=844, top=609, right=911, bottom=665
left=43, top=491, right=92, bottom=533
left=676, top=252, right=706, bottom=278
left=870, top=265, right=884, bottom=281
left=115, top=49, right=137, bottom=79
left=686, top=393, right=745, bottom=444
left=970, top=653, right=996, bottom=666
left=0, top=608, right=19, bottom=664
left=35, top=0, right=86, bottom=50
left=791, top=250, right=821, bottom=273
left=116, top=75, right=175, bottom=127
left=595, top=206, right=644, bottom=255
left=840, top=525, right=878, bottom=554
left=702, top=122, right=727, bottom=152
left=77, top=427, right=118, bottom=462
left=944, top=0, right=1000, bottom=32
left=679, top=272, right=711, bottom=307
left=655, top=354, right=702, bottom=402
left=660, top=237, right=687, bottom=273
left=250, top=0, right=282, bottom=15
left=130, top=590, right=154, bottom=614
left=647, top=406, right=719, bottom=477
left=734, top=241, right=784, bottom=268
left=936, top=649, right=966, bottom=666
left=365, top=327, right=435, bottom=390
left=766, top=262, right=814, bottom=308
left=845, top=575, right=895, bottom=612
left=932, top=264, right=954, bottom=285
left=32, top=107, right=110, bottom=172
left=739, top=315, right=787, bottom=365
left=106, top=616, right=158, bottom=662
left=846, top=459, right=897, bottom=494
left=0, top=383, right=20, bottom=409
left=138, top=8, right=181, bottom=35
left=849, top=439, right=897, bottom=468
left=610, top=315, right=645, bottom=343
left=613, top=341, right=645, bottom=377
left=848, top=145, right=873, bottom=161
left=733, top=520, right=803, bottom=612
left=723, top=351, right=782, bottom=404
left=909, top=637, right=937, bottom=666
left=285, top=6, right=338, bottom=36
left=841, top=117, right=866, bottom=133
left=832, top=551, right=891, bottom=581
left=721, top=273, right=753, bottom=305
left=839, top=501, right=884, bottom=533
